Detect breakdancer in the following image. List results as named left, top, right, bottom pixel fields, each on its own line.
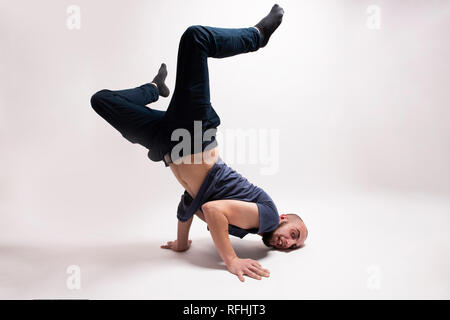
left=91, top=4, right=308, bottom=282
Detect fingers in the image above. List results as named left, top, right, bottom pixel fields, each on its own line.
left=246, top=268, right=262, bottom=280
left=160, top=241, right=173, bottom=249
left=249, top=265, right=270, bottom=278
left=230, top=260, right=270, bottom=282
left=238, top=271, right=245, bottom=282
left=249, top=260, right=270, bottom=277
left=237, top=267, right=270, bottom=282
left=161, top=240, right=192, bottom=252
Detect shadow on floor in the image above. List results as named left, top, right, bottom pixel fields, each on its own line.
left=181, top=237, right=270, bottom=270
left=0, top=238, right=271, bottom=285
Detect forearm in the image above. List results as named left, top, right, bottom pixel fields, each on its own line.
left=203, top=208, right=237, bottom=266
left=177, top=216, right=193, bottom=244
left=200, top=202, right=270, bottom=282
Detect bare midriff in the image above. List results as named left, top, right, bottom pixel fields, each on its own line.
left=168, top=147, right=220, bottom=199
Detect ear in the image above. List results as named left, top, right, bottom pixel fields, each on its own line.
left=279, top=214, right=288, bottom=222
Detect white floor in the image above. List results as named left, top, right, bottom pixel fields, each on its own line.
left=1, top=189, right=449, bottom=300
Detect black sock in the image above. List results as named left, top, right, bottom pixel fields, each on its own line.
left=254, top=4, right=284, bottom=48
left=152, top=63, right=170, bottom=98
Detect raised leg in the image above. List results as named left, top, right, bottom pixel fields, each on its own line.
left=164, top=25, right=262, bottom=123
left=159, top=25, right=264, bottom=161
left=164, top=3, right=284, bottom=123
left=90, top=83, right=166, bottom=152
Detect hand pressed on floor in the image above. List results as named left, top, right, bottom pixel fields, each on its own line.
left=161, top=239, right=192, bottom=252
left=226, top=257, right=270, bottom=282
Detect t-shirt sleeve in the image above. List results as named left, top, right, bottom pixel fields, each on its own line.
left=256, top=201, right=279, bottom=234
left=207, top=201, right=279, bottom=237
left=177, top=190, right=194, bottom=222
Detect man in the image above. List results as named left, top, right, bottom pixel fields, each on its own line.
left=90, top=4, right=308, bottom=282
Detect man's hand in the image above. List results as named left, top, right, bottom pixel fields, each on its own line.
left=161, top=239, right=192, bottom=252
left=226, top=257, right=270, bottom=282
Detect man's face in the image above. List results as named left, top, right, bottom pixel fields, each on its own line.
left=262, top=214, right=308, bottom=250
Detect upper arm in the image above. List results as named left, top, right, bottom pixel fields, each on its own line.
left=201, top=200, right=259, bottom=230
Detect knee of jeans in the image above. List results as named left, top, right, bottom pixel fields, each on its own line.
left=90, top=90, right=109, bottom=110
left=181, top=25, right=205, bottom=47
left=184, top=25, right=202, bottom=36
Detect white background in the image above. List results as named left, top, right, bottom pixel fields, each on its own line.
left=0, top=0, right=449, bottom=299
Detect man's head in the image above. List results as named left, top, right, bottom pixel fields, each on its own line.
left=261, top=214, right=308, bottom=250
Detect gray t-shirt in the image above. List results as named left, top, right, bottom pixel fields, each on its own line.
left=177, top=158, right=279, bottom=238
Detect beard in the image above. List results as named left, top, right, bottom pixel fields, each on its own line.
left=262, top=221, right=287, bottom=247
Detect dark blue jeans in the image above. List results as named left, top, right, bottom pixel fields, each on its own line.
left=91, top=25, right=262, bottom=165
